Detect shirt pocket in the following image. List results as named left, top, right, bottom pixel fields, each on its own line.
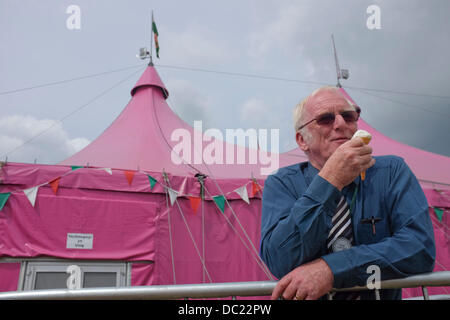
left=356, top=217, right=391, bottom=244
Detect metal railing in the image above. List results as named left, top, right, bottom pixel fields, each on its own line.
left=0, top=271, right=449, bottom=300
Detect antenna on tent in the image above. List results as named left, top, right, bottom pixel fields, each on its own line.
left=137, top=47, right=151, bottom=63
left=331, top=34, right=349, bottom=88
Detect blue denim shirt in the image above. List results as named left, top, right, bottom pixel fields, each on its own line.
left=260, top=155, right=435, bottom=300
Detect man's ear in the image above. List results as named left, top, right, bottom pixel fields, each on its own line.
left=296, top=131, right=309, bottom=152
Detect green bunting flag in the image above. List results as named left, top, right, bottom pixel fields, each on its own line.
left=0, top=192, right=11, bottom=211
left=152, top=18, right=160, bottom=58
left=434, top=207, right=444, bottom=222
left=71, top=166, right=83, bottom=171
left=147, top=175, right=157, bottom=190
left=213, top=195, right=226, bottom=213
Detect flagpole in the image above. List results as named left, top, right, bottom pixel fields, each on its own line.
left=150, top=10, right=154, bottom=65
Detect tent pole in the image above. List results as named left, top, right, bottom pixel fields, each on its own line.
left=149, top=10, right=154, bottom=66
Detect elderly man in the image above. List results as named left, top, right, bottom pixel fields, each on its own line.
left=260, top=86, right=435, bottom=300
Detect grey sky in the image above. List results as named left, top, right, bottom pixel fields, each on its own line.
left=1, top=0, right=449, bottom=164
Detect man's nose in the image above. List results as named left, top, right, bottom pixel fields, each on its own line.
left=333, top=113, right=347, bottom=128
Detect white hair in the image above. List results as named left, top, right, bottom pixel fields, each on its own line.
left=293, top=86, right=356, bottom=134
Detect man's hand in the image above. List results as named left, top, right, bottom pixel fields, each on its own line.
left=271, top=258, right=334, bottom=300
left=319, top=138, right=375, bottom=190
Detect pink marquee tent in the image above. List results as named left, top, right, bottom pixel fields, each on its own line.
left=0, top=65, right=448, bottom=298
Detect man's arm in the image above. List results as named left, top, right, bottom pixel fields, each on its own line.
left=271, top=258, right=333, bottom=300
left=260, top=170, right=341, bottom=279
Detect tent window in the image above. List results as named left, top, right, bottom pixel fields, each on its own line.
left=35, top=272, right=68, bottom=290
left=83, top=272, right=116, bottom=288
left=22, top=261, right=126, bottom=291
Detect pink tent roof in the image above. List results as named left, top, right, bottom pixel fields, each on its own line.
left=60, top=65, right=282, bottom=179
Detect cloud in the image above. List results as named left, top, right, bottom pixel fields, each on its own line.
left=165, top=78, right=212, bottom=127
left=0, top=115, right=90, bottom=164
left=161, top=25, right=231, bottom=67
left=239, top=97, right=297, bottom=152
left=248, top=2, right=309, bottom=59
left=240, top=98, right=272, bottom=127
left=66, top=137, right=91, bottom=154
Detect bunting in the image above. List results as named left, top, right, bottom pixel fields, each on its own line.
left=434, top=207, right=444, bottom=222
left=124, top=170, right=135, bottom=186
left=213, top=195, right=226, bottom=213
left=49, top=177, right=60, bottom=195
left=189, top=196, right=201, bottom=213
left=251, top=180, right=262, bottom=197
left=0, top=167, right=122, bottom=211
left=168, top=188, right=178, bottom=206
left=147, top=174, right=157, bottom=190
left=23, top=186, right=39, bottom=207
left=234, top=185, right=250, bottom=204
left=0, top=192, right=11, bottom=211
left=1, top=165, right=262, bottom=215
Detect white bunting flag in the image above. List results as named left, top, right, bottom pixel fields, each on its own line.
left=234, top=185, right=250, bottom=204
left=103, top=168, right=112, bottom=175
left=23, top=186, right=39, bottom=207
left=168, top=188, right=179, bottom=206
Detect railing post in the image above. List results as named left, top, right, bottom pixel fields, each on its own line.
left=421, top=286, right=430, bottom=300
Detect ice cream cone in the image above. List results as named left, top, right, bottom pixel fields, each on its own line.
left=352, top=130, right=372, bottom=180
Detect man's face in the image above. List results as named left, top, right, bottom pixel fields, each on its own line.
left=296, top=89, right=359, bottom=169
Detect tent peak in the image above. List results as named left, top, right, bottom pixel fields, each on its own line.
left=131, top=65, right=169, bottom=99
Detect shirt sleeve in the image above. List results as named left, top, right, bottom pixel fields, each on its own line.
left=321, top=157, right=436, bottom=288
left=260, top=171, right=342, bottom=279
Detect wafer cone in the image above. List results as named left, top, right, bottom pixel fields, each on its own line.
left=352, top=130, right=372, bottom=180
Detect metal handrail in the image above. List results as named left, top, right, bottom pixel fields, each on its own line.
left=0, top=271, right=449, bottom=300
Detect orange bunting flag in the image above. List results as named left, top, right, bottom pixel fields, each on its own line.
left=252, top=181, right=262, bottom=197
left=49, top=177, right=61, bottom=195
left=189, top=196, right=201, bottom=213
left=124, top=170, right=135, bottom=186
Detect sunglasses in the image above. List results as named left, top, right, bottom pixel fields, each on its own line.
left=297, top=107, right=361, bottom=131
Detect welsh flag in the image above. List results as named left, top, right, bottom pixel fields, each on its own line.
left=152, top=18, right=160, bottom=58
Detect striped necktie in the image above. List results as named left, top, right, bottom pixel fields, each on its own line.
left=327, top=195, right=360, bottom=300
left=327, top=195, right=354, bottom=250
